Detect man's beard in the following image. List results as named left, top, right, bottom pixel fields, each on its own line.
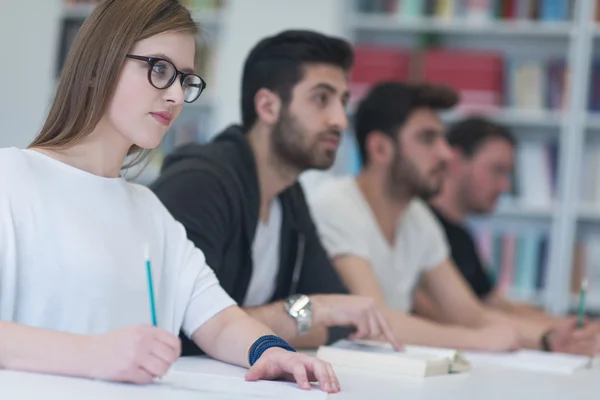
left=271, top=107, right=340, bottom=173
left=387, top=150, right=445, bottom=201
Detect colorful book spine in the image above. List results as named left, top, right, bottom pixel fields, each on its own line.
left=475, top=229, right=549, bottom=299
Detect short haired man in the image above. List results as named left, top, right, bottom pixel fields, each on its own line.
left=151, top=30, right=398, bottom=355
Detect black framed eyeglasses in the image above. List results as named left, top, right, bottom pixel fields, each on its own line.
left=126, top=54, right=206, bottom=103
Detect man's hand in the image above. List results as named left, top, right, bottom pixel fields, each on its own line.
left=245, top=348, right=340, bottom=393
left=548, top=317, right=600, bottom=355
left=310, top=294, right=401, bottom=350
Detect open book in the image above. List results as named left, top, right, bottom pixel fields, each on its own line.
left=316, top=339, right=471, bottom=377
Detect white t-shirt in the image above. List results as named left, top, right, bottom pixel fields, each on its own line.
left=245, top=198, right=282, bottom=307
left=308, top=177, right=449, bottom=312
left=0, top=148, right=236, bottom=338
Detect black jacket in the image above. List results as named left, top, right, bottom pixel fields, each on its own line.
left=150, top=125, right=350, bottom=355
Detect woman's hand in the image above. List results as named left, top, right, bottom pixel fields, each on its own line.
left=90, top=325, right=181, bottom=384
left=244, top=347, right=340, bottom=393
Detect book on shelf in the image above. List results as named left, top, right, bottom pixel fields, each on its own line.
left=514, top=140, right=559, bottom=207
left=578, top=143, right=600, bottom=209
left=418, top=49, right=504, bottom=111
left=316, top=339, right=471, bottom=377
left=474, top=228, right=549, bottom=301
left=354, top=0, right=573, bottom=22
left=349, top=46, right=411, bottom=109
left=350, top=46, right=569, bottom=117
left=588, top=59, right=600, bottom=113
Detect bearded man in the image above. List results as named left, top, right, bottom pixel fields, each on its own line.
left=308, top=81, right=599, bottom=355
left=151, top=30, right=399, bottom=356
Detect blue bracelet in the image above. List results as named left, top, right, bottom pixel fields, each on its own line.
left=248, top=335, right=296, bottom=366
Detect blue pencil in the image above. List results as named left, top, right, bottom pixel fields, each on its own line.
left=144, top=244, right=158, bottom=326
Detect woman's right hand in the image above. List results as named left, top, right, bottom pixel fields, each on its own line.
left=88, top=325, right=181, bottom=383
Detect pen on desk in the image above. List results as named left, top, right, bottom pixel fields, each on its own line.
left=576, top=279, right=593, bottom=369
left=144, top=243, right=158, bottom=327
left=577, top=278, right=587, bottom=329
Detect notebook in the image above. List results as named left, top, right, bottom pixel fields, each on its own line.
left=465, top=349, right=594, bottom=375
left=160, top=370, right=327, bottom=399
left=316, top=339, right=471, bottom=377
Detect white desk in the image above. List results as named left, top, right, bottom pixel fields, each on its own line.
left=1, top=356, right=599, bottom=400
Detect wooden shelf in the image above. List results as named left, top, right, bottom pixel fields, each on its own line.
left=442, top=108, right=564, bottom=128
left=492, top=205, right=554, bottom=219
left=578, top=204, right=600, bottom=221
left=348, top=13, right=574, bottom=37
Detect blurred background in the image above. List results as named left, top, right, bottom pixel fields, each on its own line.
left=2, top=0, right=600, bottom=317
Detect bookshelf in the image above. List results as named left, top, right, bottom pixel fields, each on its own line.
left=586, top=113, right=600, bottom=130
left=442, top=108, right=564, bottom=129
left=343, top=0, right=599, bottom=316
left=63, top=2, right=224, bottom=26
left=493, top=205, right=555, bottom=219
left=348, top=13, right=574, bottom=37
left=57, top=0, right=225, bottom=186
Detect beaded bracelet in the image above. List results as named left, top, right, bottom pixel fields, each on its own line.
left=248, top=335, right=296, bottom=366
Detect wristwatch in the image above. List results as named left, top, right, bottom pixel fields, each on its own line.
left=284, top=294, right=312, bottom=335
left=540, top=329, right=553, bottom=352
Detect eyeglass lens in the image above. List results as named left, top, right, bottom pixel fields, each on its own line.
left=150, top=59, right=202, bottom=102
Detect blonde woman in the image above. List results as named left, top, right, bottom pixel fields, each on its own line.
left=0, top=0, right=339, bottom=393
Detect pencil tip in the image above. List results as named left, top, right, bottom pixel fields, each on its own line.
left=144, top=243, right=150, bottom=260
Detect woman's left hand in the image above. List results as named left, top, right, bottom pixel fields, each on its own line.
left=244, top=347, right=340, bottom=393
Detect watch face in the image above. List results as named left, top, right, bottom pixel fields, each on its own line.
left=289, top=295, right=310, bottom=315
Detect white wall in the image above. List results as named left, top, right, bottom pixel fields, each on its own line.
left=213, top=0, right=347, bottom=133
left=0, top=0, right=61, bottom=149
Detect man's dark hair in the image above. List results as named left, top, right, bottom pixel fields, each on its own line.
left=446, top=117, right=516, bottom=158
left=354, top=81, right=459, bottom=165
left=241, top=29, right=354, bottom=131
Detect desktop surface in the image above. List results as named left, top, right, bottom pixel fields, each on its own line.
left=1, top=355, right=599, bottom=400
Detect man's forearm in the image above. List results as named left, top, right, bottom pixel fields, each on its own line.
left=0, top=321, right=94, bottom=377
left=244, top=302, right=328, bottom=348
left=487, top=295, right=559, bottom=325
left=384, top=309, right=489, bottom=350
left=412, top=288, right=454, bottom=324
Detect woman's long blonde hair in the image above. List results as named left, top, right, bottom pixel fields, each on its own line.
left=30, top=0, right=198, bottom=168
